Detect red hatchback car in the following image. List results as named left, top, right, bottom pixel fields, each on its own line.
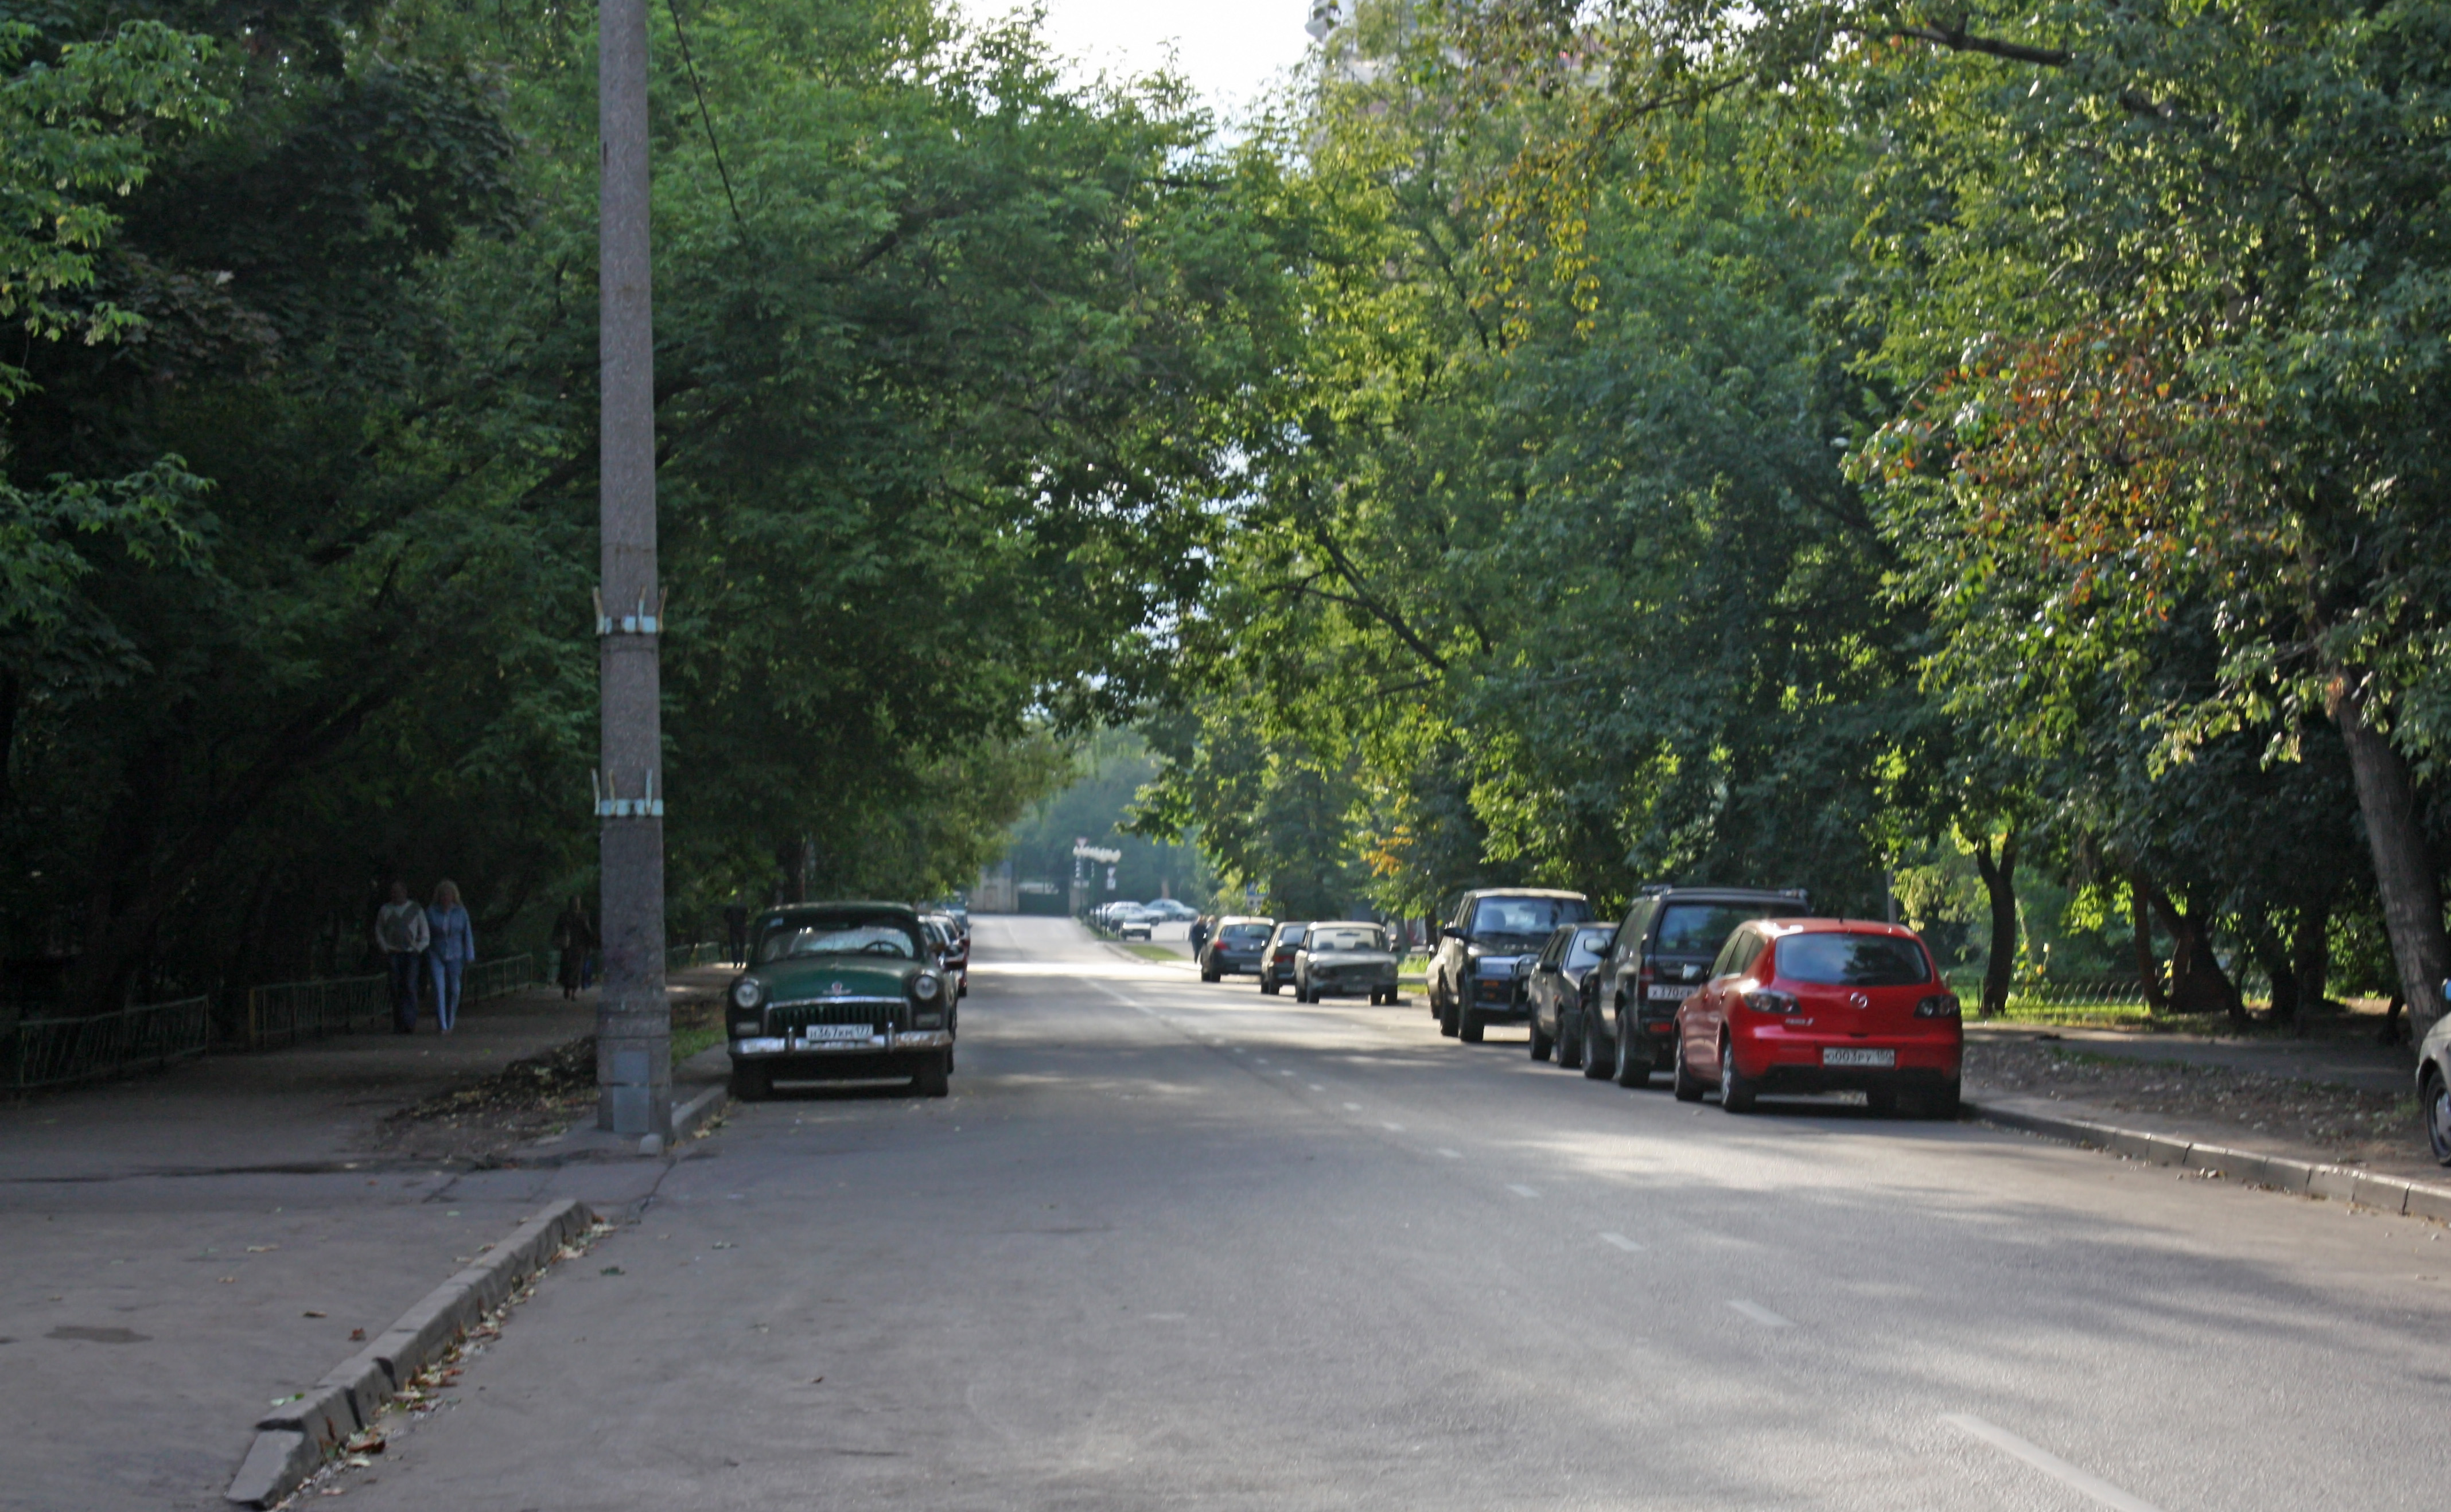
left=1671, top=918, right=1962, bottom=1117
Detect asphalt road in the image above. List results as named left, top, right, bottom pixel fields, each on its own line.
left=332, top=916, right=2451, bottom=1511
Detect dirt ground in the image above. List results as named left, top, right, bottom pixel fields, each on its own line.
left=368, top=992, right=723, bottom=1165
left=1963, top=1036, right=2424, bottom=1169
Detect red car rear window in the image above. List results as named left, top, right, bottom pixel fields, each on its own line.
left=1774, top=934, right=1932, bottom=987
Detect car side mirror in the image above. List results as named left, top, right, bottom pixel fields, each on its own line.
left=1536, top=960, right=1560, bottom=974
left=1441, top=926, right=1464, bottom=941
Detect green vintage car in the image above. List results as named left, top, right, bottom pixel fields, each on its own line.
left=725, top=902, right=956, bottom=1099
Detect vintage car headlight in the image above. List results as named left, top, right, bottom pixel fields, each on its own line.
left=730, top=978, right=764, bottom=1010
left=913, top=972, right=943, bottom=1001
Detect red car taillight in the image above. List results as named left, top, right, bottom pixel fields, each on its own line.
left=1915, top=994, right=1961, bottom=1018
left=1742, top=988, right=1799, bottom=1015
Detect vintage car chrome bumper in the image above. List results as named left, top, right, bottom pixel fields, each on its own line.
left=732, top=1029, right=953, bottom=1057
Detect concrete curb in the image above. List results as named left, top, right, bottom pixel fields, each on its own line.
left=672, top=1078, right=728, bottom=1141
left=225, top=1198, right=597, bottom=1509
left=1968, top=1100, right=2451, bottom=1222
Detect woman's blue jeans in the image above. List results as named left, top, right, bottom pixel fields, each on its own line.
left=430, top=956, right=465, bottom=1032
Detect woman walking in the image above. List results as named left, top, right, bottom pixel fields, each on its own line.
left=551, top=897, right=594, bottom=1000
left=426, top=880, right=476, bottom=1034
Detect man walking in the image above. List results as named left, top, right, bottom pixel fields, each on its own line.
left=375, top=882, right=430, bottom=1033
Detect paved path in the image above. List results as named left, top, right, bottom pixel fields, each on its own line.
left=313, top=917, right=2451, bottom=1512
left=0, top=968, right=731, bottom=1512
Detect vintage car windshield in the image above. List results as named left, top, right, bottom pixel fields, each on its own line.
left=755, top=918, right=920, bottom=963
left=1309, top=926, right=1387, bottom=952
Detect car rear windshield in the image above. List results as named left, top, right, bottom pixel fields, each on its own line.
left=756, top=917, right=920, bottom=962
left=1220, top=923, right=1271, bottom=942
left=1309, top=926, right=1387, bottom=952
left=1774, top=933, right=1933, bottom=987
left=1655, top=901, right=1802, bottom=956
left=1471, top=897, right=1591, bottom=938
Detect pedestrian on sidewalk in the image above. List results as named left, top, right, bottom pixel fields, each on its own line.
left=375, top=881, right=430, bottom=1033
left=552, top=897, right=595, bottom=999
left=725, top=901, right=749, bottom=966
left=426, top=880, right=476, bottom=1034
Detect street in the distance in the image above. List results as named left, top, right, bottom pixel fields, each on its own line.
left=324, top=916, right=2451, bottom=1511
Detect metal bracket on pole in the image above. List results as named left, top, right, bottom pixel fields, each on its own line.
left=592, top=768, right=666, bottom=819
left=593, top=587, right=667, bottom=637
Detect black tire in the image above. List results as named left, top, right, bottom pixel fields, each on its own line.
left=1580, top=1011, right=1612, bottom=1080
left=957, top=980, right=967, bottom=999
left=2429, top=1069, right=2451, bottom=1165
left=1921, top=1077, right=1962, bottom=1121
left=1262, top=976, right=1280, bottom=995
left=1556, top=1010, right=1585, bottom=1070
left=1672, top=1035, right=1706, bottom=1101
left=1294, top=980, right=1312, bottom=1003
left=1528, top=1012, right=1553, bottom=1062
left=1718, top=1039, right=1757, bottom=1113
left=1458, top=1004, right=1485, bottom=1043
left=728, top=1060, right=771, bottom=1101
left=1201, top=964, right=1220, bottom=983
left=1612, top=1009, right=1651, bottom=1088
left=914, top=1051, right=950, bottom=1098
left=1438, top=986, right=1460, bottom=1037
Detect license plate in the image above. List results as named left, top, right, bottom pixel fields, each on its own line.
left=1822, top=1047, right=1896, bottom=1067
left=802, top=1024, right=874, bottom=1044
left=1648, top=985, right=1689, bottom=1001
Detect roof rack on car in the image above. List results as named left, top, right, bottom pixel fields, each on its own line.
left=1639, top=882, right=1671, bottom=895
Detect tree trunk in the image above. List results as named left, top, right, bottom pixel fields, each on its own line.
left=2290, top=891, right=2333, bottom=1030
left=2129, top=870, right=2168, bottom=1011
left=2329, top=677, right=2450, bottom=1046
left=2144, top=878, right=2244, bottom=1024
left=1967, top=826, right=2019, bottom=1019
left=2241, top=906, right=2297, bottom=1026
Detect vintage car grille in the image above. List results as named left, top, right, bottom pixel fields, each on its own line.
left=769, top=996, right=908, bottom=1033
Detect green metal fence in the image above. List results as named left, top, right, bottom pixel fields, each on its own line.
left=5, top=995, right=212, bottom=1094
left=246, top=953, right=543, bottom=1050
left=665, top=941, right=723, bottom=972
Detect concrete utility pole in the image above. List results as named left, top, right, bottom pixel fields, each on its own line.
left=594, top=0, right=669, bottom=1145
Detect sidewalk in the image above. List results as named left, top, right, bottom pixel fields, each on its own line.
left=0, top=967, right=734, bottom=1512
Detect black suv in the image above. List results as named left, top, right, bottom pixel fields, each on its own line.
left=1576, top=885, right=1810, bottom=1086
left=1429, top=889, right=1594, bottom=1042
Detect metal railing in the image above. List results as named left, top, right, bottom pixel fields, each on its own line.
left=246, top=953, right=543, bottom=1050
left=5, top=995, right=212, bottom=1093
left=665, top=941, right=723, bottom=972
left=1949, top=975, right=2154, bottom=1017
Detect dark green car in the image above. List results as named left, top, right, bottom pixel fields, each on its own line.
left=725, top=902, right=956, bottom=1099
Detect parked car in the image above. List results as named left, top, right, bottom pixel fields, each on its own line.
left=1141, top=898, right=1199, bottom=923
left=1525, top=922, right=1616, bottom=1064
left=1115, top=905, right=1154, bottom=941
left=1293, top=921, right=1402, bottom=1004
left=1199, top=916, right=1276, bottom=981
left=725, top=902, right=956, bottom=1100
left=2419, top=995, right=2451, bottom=1164
left=922, top=910, right=969, bottom=997
left=1259, top=921, right=1312, bottom=995
left=1578, top=885, right=1812, bottom=1087
left=1672, top=918, right=1962, bottom=1116
left=1429, top=889, right=1594, bottom=1042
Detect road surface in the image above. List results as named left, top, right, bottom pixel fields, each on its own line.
left=331, top=915, right=2451, bottom=1511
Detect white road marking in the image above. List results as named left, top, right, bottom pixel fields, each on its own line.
left=1279, top=1069, right=1296, bottom=1077
left=1437, top=1148, right=1462, bottom=1159
left=1308, top=1084, right=1325, bottom=1092
left=1343, top=1102, right=1362, bottom=1111
left=1942, top=1415, right=2165, bottom=1512
left=1381, top=1122, right=1406, bottom=1132
left=1600, top=1232, right=1644, bottom=1252
left=1727, top=1300, right=1792, bottom=1328
left=1507, top=1184, right=1539, bottom=1198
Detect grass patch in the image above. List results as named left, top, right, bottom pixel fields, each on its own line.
left=1121, top=944, right=1185, bottom=963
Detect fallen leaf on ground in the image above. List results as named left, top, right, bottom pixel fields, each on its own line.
left=302, top=1310, right=326, bottom=1319
left=247, top=1245, right=277, bottom=1253
left=600, top=1265, right=624, bottom=1276
left=349, top=1327, right=366, bottom=1341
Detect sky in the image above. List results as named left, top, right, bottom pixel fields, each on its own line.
left=966, top=0, right=1317, bottom=116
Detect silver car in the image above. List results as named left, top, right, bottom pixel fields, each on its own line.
left=1292, top=922, right=1401, bottom=1006
left=2419, top=996, right=2451, bottom=1165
